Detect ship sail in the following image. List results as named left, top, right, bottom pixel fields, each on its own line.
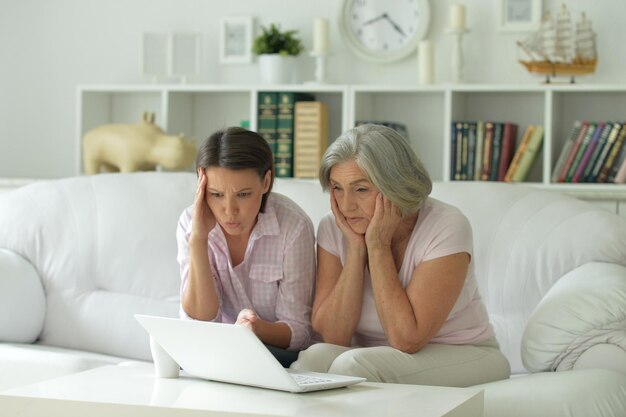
left=575, top=12, right=596, bottom=62
left=517, top=4, right=597, bottom=82
left=540, top=12, right=557, bottom=60
left=554, top=4, right=574, bottom=63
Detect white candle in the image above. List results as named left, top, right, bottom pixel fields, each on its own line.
left=313, top=17, right=329, bottom=54
left=449, top=4, right=466, bottom=30
left=418, top=40, right=434, bottom=85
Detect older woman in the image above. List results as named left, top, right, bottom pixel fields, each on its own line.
left=291, top=124, right=510, bottom=386
left=177, top=127, right=315, bottom=367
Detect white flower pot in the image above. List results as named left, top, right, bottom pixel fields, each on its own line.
left=258, top=54, right=297, bottom=84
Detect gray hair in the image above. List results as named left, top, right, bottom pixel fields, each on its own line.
left=319, top=124, right=432, bottom=216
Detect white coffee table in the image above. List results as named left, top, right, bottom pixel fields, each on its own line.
left=0, top=363, right=483, bottom=417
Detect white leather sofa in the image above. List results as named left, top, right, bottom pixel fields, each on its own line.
left=1, top=172, right=625, bottom=416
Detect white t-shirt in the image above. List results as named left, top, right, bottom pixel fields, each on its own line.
left=317, top=197, right=494, bottom=347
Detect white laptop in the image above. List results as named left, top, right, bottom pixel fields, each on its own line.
left=135, top=314, right=366, bottom=393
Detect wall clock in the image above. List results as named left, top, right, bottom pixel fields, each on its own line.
left=340, top=0, right=430, bottom=63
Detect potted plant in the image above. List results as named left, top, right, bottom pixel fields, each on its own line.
left=252, top=23, right=304, bottom=84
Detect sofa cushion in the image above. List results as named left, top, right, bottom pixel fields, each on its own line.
left=573, top=343, right=626, bottom=374
left=474, top=369, right=626, bottom=417
left=430, top=182, right=626, bottom=374
left=522, top=262, right=626, bottom=372
left=273, top=178, right=329, bottom=233
left=0, top=173, right=191, bottom=361
left=0, top=249, right=45, bottom=342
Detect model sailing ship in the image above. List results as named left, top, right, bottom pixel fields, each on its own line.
left=517, top=4, right=597, bottom=83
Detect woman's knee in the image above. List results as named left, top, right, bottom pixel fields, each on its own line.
left=328, top=348, right=390, bottom=381
left=291, top=343, right=349, bottom=372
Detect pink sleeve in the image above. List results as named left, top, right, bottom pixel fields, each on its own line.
left=316, top=213, right=341, bottom=256
left=176, top=207, right=193, bottom=320
left=276, top=216, right=316, bottom=350
left=421, top=211, right=473, bottom=263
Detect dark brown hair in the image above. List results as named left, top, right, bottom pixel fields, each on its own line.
left=196, top=127, right=274, bottom=212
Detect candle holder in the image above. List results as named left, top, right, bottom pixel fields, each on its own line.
left=445, top=28, right=469, bottom=83
left=309, top=51, right=329, bottom=84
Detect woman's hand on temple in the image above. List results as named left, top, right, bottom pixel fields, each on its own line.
left=191, top=168, right=216, bottom=241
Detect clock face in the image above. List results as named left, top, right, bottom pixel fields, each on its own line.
left=341, top=0, right=430, bottom=62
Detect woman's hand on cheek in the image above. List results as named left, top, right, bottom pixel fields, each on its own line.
left=366, top=193, right=401, bottom=250
left=331, top=191, right=365, bottom=248
left=191, top=168, right=216, bottom=240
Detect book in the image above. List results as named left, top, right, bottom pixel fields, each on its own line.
left=474, top=121, right=485, bottom=181
left=597, top=124, right=626, bottom=183
left=614, top=153, right=626, bottom=183
left=504, top=125, right=535, bottom=182
left=257, top=92, right=279, bottom=155
left=587, top=122, right=623, bottom=182
left=450, top=122, right=459, bottom=180
left=581, top=122, right=613, bottom=182
left=557, top=121, right=589, bottom=183
left=551, top=121, right=582, bottom=183
left=565, top=122, right=597, bottom=182
left=489, top=123, right=503, bottom=181
left=293, top=101, right=329, bottom=179
left=571, top=122, right=604, bottom=183
left=511, top=125, right=544, bottom=182
left=608, top=130, right=626, bottom=182
left=467, top=122, right=477, bottom=181
left=276, top=92, right=314, bottom=177
left=497, top=122, right=518, bottom=181
left=461, top=122, right=469, bottom=181
left=481, top=122, right=495, bottom=181
left=454, top=122, right=463, bottom=180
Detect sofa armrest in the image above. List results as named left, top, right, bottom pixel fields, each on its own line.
left=0, top=249, right=46, bottom=342
left=522, top=262, right=626, bottom=373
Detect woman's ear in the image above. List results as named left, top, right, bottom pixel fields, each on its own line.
left=262, top=170, right=271, bottom=193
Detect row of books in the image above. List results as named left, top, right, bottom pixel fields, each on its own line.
left=257, top=92, right=328, bottom=178
left=451, top=121, right=544, bottom=182
left=551, top=121, right=626, bottom=184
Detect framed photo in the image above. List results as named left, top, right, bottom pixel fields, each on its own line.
left=220, top=16, right=254, bottom=64
left=498, top=0, right=542, bottom=32
left=142, top=33, right=169, bottom=80
left=170, top=32, right=201, bottom=79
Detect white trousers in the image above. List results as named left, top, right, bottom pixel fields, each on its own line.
left=290, top=338, right=510, bottom=387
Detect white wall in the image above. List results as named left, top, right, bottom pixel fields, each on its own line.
left=1, top=0, right=625, bottom=179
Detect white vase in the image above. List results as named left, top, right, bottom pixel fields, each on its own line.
left=258, top=54, right=296, bottom=84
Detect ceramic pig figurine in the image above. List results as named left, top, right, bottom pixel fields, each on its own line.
left=82, top=112, right=196, bottom=175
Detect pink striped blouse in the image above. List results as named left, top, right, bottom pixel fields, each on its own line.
left=176, top=193, right=316, bottom=350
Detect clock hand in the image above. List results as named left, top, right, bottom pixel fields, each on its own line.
left=362, top=13, right=386, bottom=26
left=384, top=14, right=406, bottom=37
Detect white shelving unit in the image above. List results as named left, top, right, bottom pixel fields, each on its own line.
left=77, top=83, right=626, bottom=208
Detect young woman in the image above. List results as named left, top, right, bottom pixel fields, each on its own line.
left=291, top=124, right=510, bottom=386
left=177, top=127, right=315, bottom=366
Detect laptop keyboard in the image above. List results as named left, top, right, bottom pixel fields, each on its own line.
left=291, top=374, right=335, bottom=385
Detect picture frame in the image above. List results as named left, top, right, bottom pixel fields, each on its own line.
left=498, top=0, right=542, bottom=32
left=142, top=32, right=169, bottom=81
left=170, top=32, right=201, bottom=80
left=220, top=16, right=254, bottom=64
